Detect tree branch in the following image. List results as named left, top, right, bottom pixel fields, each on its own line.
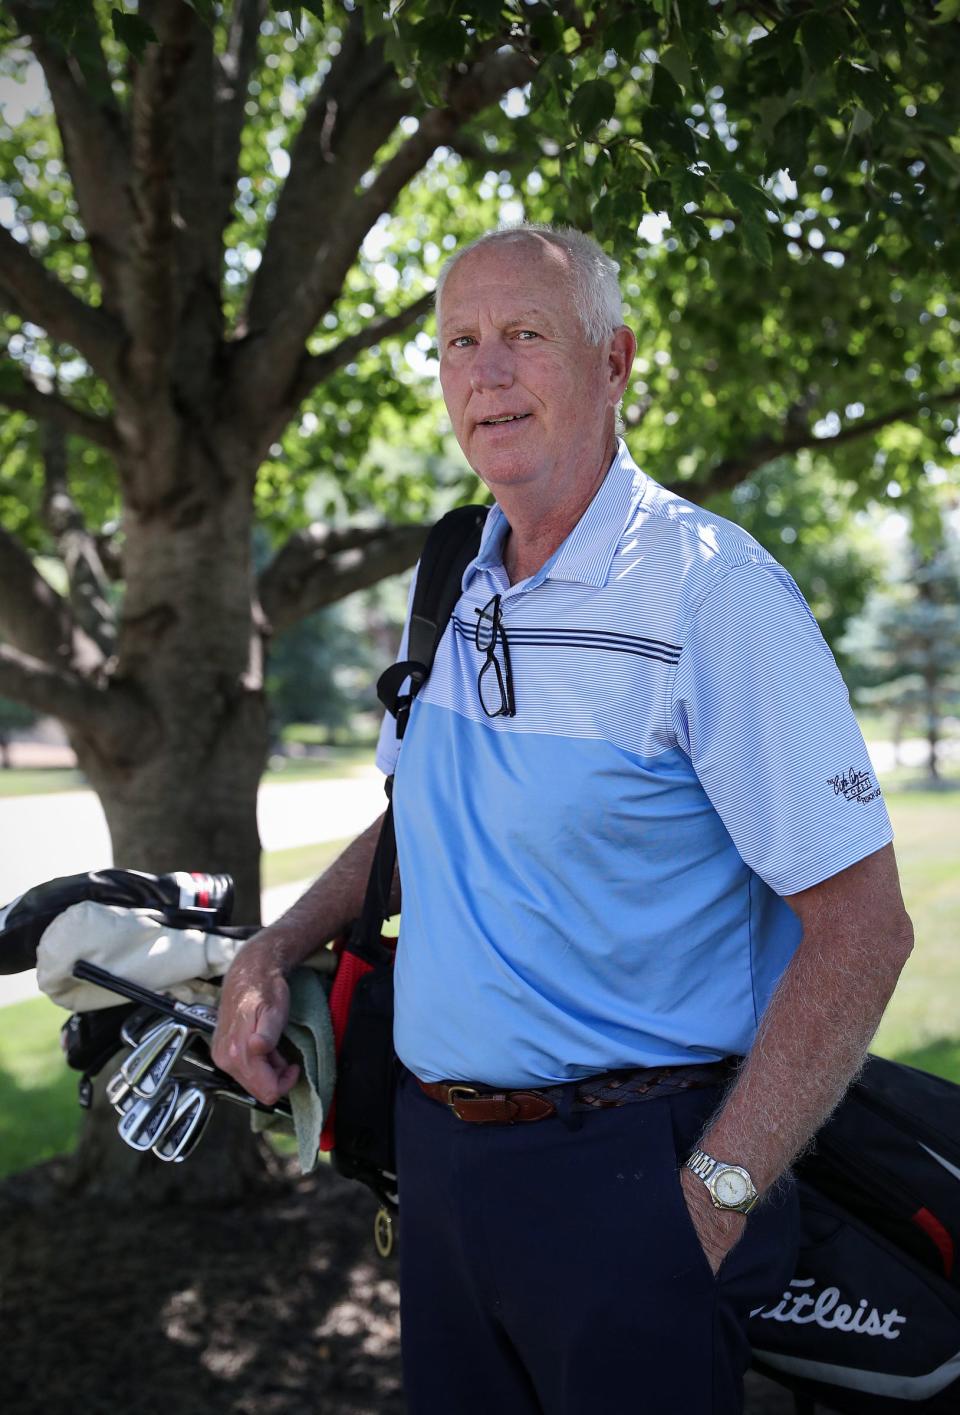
left=0, top=643, right=148, bottom=750
left=682, top=388, right=960, bottom=503
left=40, top=420, right=116, bottom=656
left=213, top=0, right=266, bottom=248
left=259, top=523, right=429, bottom=633
left=12, top=6, right=135, bottom=316
left=231, top=44, right=535, bottom=425
left=268, top=290, right=435, bottom=449
left=0, top=225, right=123, bottom=384
left=0, top=360, right=121, bottom=453
left=0, top=521, right=104, bottom=675
left=127, top=0, right=188, bottom=391
left=243, top=10, right=405, bottom=337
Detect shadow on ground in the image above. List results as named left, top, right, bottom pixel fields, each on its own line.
left=0, top=1156, right=799, bottom=1414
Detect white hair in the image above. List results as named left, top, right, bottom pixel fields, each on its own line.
left=434, top=223, right=623, bottom=346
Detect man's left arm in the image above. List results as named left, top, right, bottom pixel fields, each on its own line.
left=680, top=841, right=913, bottom=1274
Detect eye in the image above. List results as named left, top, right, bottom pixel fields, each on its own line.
left=514, top=329, right=540, bottom=341
left=448, top=335, right=476, bottom=349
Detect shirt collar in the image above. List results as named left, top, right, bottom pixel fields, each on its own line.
left=467, top=440, right=647, bottom=591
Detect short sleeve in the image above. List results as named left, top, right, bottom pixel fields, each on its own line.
left=374, top=564, right=419, bottom=776
left=670, top=561, right=893, bottom=896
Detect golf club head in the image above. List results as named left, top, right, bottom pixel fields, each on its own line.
left=120, top=1005, right=164, bottom=1050
left=116, top=1080, right=181, bottom=1152
left=130, top=1022, right=191, bottom=1099
left=152, top=1083, right=214, bottom=1163
left=121, top=1020, right=182, bottom=1096
left=106, top=1068, right=135, bottom=1112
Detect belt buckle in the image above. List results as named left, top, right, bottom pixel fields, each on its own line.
left=446, top=1084, right=479, bottom=1114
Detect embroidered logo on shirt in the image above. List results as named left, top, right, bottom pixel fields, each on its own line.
left=827, top=766, right=881, bottom=804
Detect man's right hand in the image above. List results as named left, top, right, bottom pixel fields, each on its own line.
left=212, top=935, right=301, bottom=1106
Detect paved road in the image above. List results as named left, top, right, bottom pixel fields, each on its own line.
left=0, top=771, right=386, bottom=1008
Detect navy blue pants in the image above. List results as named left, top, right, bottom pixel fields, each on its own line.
left=395, top=1068, right=799, bottom=1414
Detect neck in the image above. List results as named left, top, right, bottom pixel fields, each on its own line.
left=499, top=433, right=618, bottom=584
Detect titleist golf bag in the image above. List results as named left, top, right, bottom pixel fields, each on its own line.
left=748, top=1055, right=960, bottom=1413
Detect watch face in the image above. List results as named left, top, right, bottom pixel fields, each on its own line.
left=714, top=1168, right=749, bottom=1207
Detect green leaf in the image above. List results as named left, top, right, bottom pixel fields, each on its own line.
left=412, top=15, right=468, bottom=65
left=934, top=0, right=960, bottom=23
left=741, top=216, right=773, bottom=267
left=659, top=44, right=693, bottom=91
left=799, top=13, right=849, bottom=73
left=110, top=10, right=158, bottom=62
left=838, top=62, right=892, bottom=119
left=646, top=178, right=671, bottom=212
left=673, top=212, right=706, bottom=250
left=651, top=62, right=683, bottom=110
left=592, top=192, right=615, bottom=244
left=184, top=0, right=217, bottom=26
left=538, top=53, right=573, bottom=100
left=530, top=10, right=565, bottom=53
left=716, top=171, right=769, bottom=220
left=606, top=10, right=647, bottom=63
left=642, top=108, right=697, bottom=161
left=300, top=0, right=325, bottom=18
left=569, top=79, right=617, bottom=138
left=850, top=106, right=874, bottom=138
left=671, top=165, right=703, bottom=208
left=769, top=106, right=816, bottom=177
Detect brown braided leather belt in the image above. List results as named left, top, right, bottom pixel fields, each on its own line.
left=417, top=1060, right=735, bottom=1125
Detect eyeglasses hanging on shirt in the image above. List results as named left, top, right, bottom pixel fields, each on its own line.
left=474, top=594, right=516, bottom=718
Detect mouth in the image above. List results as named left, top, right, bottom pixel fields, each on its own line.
left=476, top=413, right=532, bottom=429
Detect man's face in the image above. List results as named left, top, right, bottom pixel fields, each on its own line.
left=437, top=237, right=626, bottom=500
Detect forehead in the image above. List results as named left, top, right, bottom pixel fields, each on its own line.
left=439, top=238, right=578, bottom=330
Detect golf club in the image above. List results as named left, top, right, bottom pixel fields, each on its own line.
left=152, top=1082, right=214, bottom=1162
left=117, top=1080, right=182, bottom=1152
left=120, top=1019, right=182, bottom=1093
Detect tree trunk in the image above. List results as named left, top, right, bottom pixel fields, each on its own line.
left=71, top=442, right=269, bottom=924
left=56, top=434, right=276, bottom=1200
left=924, top=670, right=941, bottom=784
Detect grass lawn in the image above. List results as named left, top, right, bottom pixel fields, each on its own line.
left=0, top=749, right=376, bottom=800
left=262, top=837, right=352, bottom=890
left=871, top=783, right=960, bottom=1077
left=0, top=778, right=956, bottom=1179
left=0, top=768, right=88, bottom=797
left=0, top=996, right=83, bottom=1176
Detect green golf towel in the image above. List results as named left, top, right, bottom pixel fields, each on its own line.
left=251, top=965, right=336, bottom=1174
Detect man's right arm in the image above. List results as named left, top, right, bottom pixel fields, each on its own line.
left=211, top=810, right=398, bottom=1104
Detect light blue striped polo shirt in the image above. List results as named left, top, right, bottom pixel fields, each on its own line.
left=376, top=441, right=892, bottom=1088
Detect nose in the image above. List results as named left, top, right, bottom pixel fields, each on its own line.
left=470, top=336, right=514, bottom=392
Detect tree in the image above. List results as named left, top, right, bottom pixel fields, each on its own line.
left=849, top=521, right=960, bottom=781
left=0, top=693, right=38, bottom=767
left=0, top=0, right=957, bottom=919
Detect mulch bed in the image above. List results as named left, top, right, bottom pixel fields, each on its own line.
left=0, top=1158, right=798, bottom=1414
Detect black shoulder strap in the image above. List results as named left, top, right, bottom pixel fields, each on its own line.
left=376, top=504, right=487, bottom=742
left=353, top=504, right=486, bottom=959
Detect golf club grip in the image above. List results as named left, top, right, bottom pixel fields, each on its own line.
left=72, top=960, right=216, bottom=1032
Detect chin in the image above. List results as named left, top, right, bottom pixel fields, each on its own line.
left=470, top=451, right=544, bottom=491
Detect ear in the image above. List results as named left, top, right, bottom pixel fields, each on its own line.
left=606, top=326, right=637, bottom=406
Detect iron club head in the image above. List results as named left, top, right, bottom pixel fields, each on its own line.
left=116, top=1080, right=182, bottom=1152
left=121, top=1021, right=189, bottom=1098
left=152, top=1082, right=214, bottom=1163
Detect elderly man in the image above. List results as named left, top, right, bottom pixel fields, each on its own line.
left=214, top=225, right=912, bottom=1414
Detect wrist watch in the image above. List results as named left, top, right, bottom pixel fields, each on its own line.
left=684, top=1148, right=759, bottom=1214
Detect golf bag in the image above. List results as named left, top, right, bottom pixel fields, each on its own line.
left=319, top=504, right=486, bottom=1219
left=0, top=867, right=238, bottom=976
left=0, top=867, right=294, bottom=1157
left=0, top=865, right=248, bottom=1086
left=748, top=1056, right=960, bottom=1412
